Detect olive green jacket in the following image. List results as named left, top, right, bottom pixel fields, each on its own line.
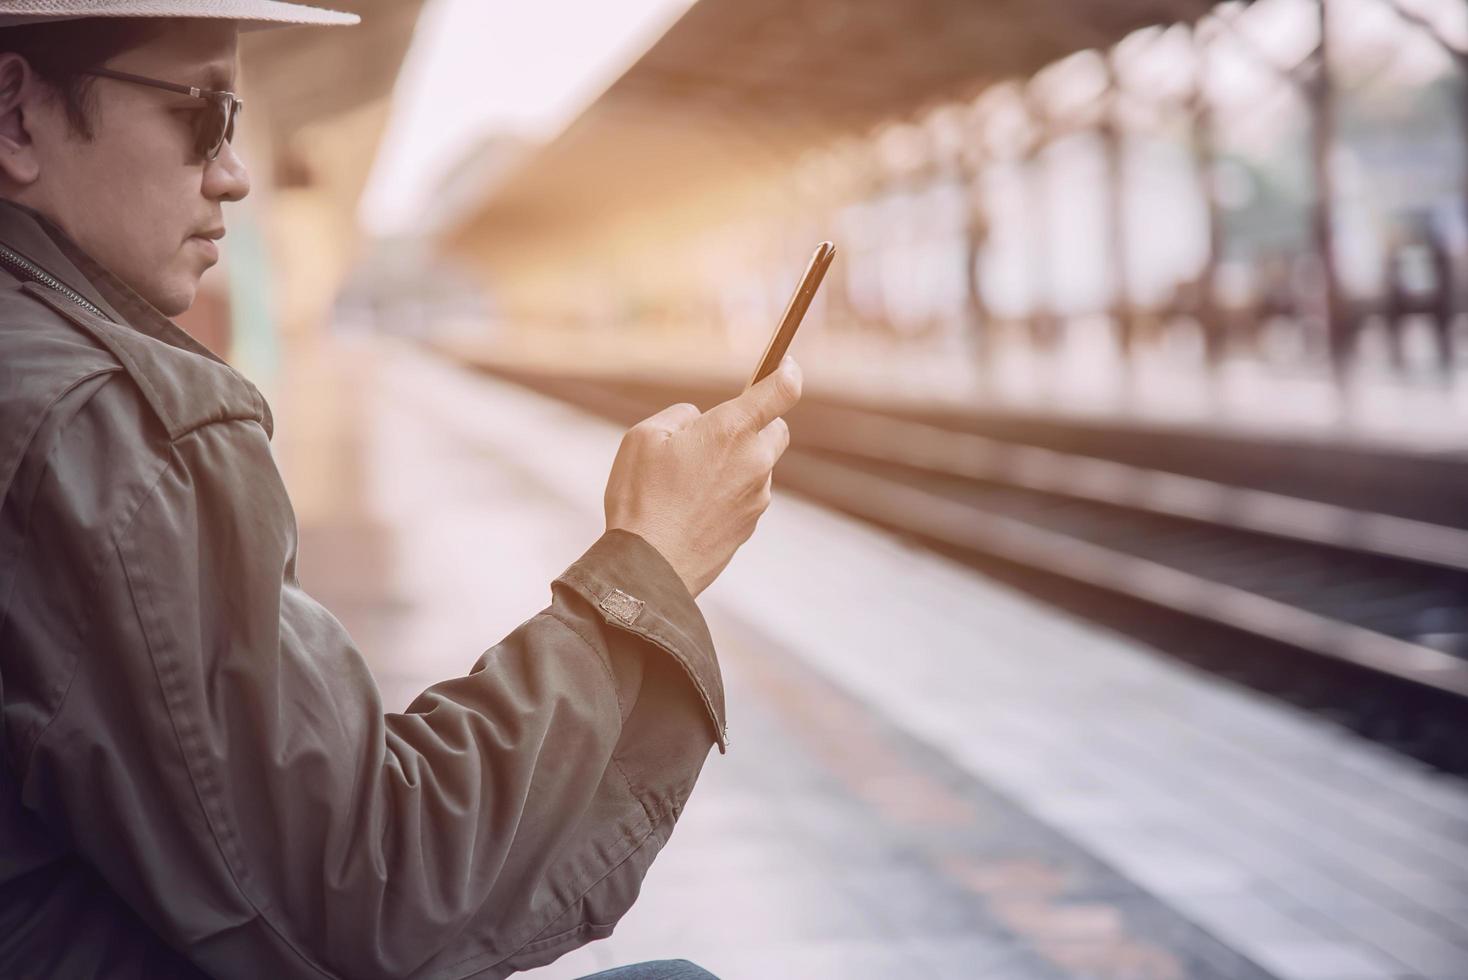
left=0, top=198, right=727, bottom=979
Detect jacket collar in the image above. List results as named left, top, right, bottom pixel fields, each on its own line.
left=0, top=197, right=273, bottom=439
left=0, top=197, right=232, bottom=372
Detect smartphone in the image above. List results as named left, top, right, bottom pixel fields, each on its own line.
left=747, top=241, right=836, bottom=388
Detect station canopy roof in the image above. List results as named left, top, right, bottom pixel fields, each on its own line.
left=242, top=0, right=427, bottom=154
left=445, top=0, right=1221, bottom=253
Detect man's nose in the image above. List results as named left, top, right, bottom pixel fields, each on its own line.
left=203, top=139, right=251, bottom=203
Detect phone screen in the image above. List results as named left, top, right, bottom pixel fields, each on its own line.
left=747, top=241, right=836, bottom=388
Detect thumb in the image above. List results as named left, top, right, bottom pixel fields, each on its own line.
left=710, top=356, right=803, bottom=435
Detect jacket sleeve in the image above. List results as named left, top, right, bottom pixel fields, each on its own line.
left=10, top=379, right=727, bottom=980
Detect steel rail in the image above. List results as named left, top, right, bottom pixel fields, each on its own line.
left=461, top=362, right=1468, bottom=700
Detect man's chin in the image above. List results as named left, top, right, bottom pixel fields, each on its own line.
left=146, top=279, right=198, bottom=319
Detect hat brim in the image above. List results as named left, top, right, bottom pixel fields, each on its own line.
left=0, top=2, right=359, bottom=30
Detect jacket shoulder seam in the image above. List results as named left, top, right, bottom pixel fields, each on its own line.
left=18, top=283, right=181, bottom=434
left=0, top=361, right=121, bottom=519
left=169, top=411, right=267, bottom=445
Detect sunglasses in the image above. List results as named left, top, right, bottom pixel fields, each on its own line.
left=80, top=67, right=244, bottom=161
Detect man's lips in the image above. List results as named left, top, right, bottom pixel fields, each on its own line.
left=188, top=235, right=221, bottom=261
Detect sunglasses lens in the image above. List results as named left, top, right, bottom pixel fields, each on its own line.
left=198, top=109, right=224, bottom=159
left=199, top=98, right=237, bottom=160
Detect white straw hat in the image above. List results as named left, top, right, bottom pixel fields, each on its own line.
left=0, top=1, right=359, bottom=30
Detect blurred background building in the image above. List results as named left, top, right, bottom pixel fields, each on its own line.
left=187, top=1, right=1468, bottom=977
left=424, top=0, right=1468, bottom=417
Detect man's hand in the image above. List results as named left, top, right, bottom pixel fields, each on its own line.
left=604, top=356, right=803, bottom=598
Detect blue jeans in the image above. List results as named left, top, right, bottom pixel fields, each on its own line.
left=575, top=960, right=718, bottom=980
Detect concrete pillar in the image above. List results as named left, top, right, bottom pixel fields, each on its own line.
left=1189, top=24, right=1225, bottom=366
left=1310, top=0, right=1349, bottom=378
left=1101, top=52, right=1135, bottom=360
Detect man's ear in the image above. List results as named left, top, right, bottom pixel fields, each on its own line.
left=0, top=54, right=41, bottom=186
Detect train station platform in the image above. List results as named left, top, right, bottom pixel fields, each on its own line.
left=270, top=334, right=1468, bottom=980
left=432, top=322, right=1468, bottom=457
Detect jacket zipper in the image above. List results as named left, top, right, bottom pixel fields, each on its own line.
left=0, top=241, right=111, bottom=321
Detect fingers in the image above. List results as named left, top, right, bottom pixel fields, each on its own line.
left=708, top=356, right=803, bottom=435
left=638, top=401, right=701, bottom=435
left=757, top=414, right=790, bottom=465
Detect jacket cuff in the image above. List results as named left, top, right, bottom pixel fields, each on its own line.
left=554, top=528, right=728, bottom=753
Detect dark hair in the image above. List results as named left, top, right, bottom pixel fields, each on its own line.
left=0, top=18, right=171, bottom=139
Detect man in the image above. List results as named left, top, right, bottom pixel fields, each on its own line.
left=0, top=3, right=802, bottom=978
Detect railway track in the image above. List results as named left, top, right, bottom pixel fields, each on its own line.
left=461, top=359, right=1468, bottom=773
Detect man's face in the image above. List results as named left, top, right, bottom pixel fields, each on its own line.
left=11, top=20, right=251, bottom=316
